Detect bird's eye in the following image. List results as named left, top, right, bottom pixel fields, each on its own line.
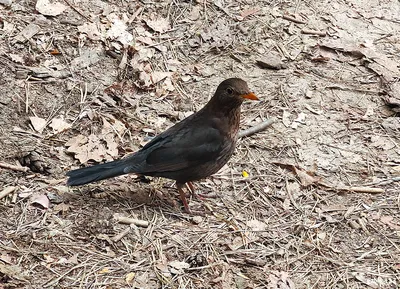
left=226, top=87, right=233, bottom=95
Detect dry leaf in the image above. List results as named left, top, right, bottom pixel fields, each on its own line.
left=246, top=219, right=266, bottom=231
left=66, top=117, right=126, bottom=163
left=49, top=117, right=71, bottom=134
left=320, top=40, right=400, bottom=82
left=9, top=54, right=25, bottom=64
left=14, top=23, right=40, bottom=43
left=71, top=49, right=101, bottom=71
left=30, top=116, right=47, bottom=133
left=125, top=272, right=135, bottom=284
left=106, top=19, right=133, bottom=45
left=151, top=71, right=173, bottom=84
left=291, top=112, right=306, bottom=129
left=353, top=273, right=379, bottom=288
left=36, top=0, right=67, bottom=16
left=294, top=167, right=320, bottom=187
left=267, top=271, right=296, bottom=289
left=78, top=22, right=102, bottom=41
left=144, top=17, right=170, bottom=33
left=380, top=215, right=400, bottom=230
left=98, top=267, right=110, bottom=274
left=188, top=6, right=201, bottom=21
left=31, top=194, right=50, bottom=209
left=168, top=261, right=190, bottom=275
left=240, top=8, right=260, bottom=19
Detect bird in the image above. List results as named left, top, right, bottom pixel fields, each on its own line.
left=66, top=78, right=258, bottom=212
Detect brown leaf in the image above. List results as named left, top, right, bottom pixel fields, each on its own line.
left=320, top=40, right=400, bottom=82
left=144, top=17, right=170, bottom=33
left=78, top=22, right=102, bottom=41
left=36, top=0, right=67, bottom=16
left=240, top=8, right=259, bottom=19
left=49, top=117, right=71, bottom=134
left=380, top=215, right=400, bottom=230
left=31, top=194, right=50, bottom=209
left=294, top=167, right=320, bottom=187
left=30, top=116, right=47, bottom=133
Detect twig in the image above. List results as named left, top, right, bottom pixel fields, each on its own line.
left=319, top=180, right=385, bottom=194
left=239, top=118, right=275, bottom=138
left=338, top=186, right=384, bottom=194
left=0, top=186, right=17, bottom=200
left=282, top=14, right=306, bottom=24
left=301, top=28, right=326, bottom=36
left=0, top=161, right=29, bottom=172
left=364, top=176, right=400, bottom=186
left=111, top=227, right=131, bottom=242
left=115, top=216, right=149, bottom=227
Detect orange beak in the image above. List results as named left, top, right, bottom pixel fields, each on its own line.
left=241, top=92, right=259, bottom=100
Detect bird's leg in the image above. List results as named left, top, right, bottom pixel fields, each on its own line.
left=187, top=181, right=217, bottom=199
left=186, top=182, right=195, bottom=195
left=176, top=183, right=191, bottom=213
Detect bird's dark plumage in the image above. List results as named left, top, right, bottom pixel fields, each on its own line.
left=66, top=78, right=258, bottom=212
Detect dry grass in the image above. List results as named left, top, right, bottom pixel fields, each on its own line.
left=0, top=0, right=399, bottom=288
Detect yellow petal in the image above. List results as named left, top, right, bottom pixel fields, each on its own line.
left=98, top=267, right=110, bottom=274
left=242, top=170, right=249, bottom=178
left=126, top=272, right=135, bottom=284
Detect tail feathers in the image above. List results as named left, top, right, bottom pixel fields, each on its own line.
left=66, top=159, right=128, bottom=186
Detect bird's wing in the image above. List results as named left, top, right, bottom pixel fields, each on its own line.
left=125, top=124, right=225, bottom=173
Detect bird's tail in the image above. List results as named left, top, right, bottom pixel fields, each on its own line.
left=66, top=159, right=128, bottom=186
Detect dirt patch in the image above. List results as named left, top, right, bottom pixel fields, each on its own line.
left=0, top=0, right=399, bottom=288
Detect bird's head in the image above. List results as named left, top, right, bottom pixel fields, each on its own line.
left=211, top=78, right=258, bottom=110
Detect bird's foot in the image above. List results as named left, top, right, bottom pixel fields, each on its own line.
left=185, top=182, right=217, bottom=200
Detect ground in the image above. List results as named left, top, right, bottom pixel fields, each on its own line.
left=0, top=0, right=399, bottom=288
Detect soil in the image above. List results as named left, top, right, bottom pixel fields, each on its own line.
left=0, top=0, right=399, bottom=288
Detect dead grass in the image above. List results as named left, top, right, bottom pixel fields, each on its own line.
left=0, top=0, right=399, bottom=288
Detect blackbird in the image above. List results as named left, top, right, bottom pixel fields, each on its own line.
left=66, top=78, right=258, bottom=212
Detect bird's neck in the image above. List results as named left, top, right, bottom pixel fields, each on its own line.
left=203, top=101, right=241, bottom=138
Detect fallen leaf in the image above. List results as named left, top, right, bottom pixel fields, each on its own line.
left=14, top=23, right=40, bottom=43
left=144, top=17, right=170, bottom=33
left=98, top=267, right=110, bottom=274
left=353, top=273, right=379, bottom=288
left=320, top=40, right=400, bottom=82
left=9, top=54, right=25, bottom=64
left=78, top=22, right=102, bottom=41
left=246, top=219, right=267, bottom=231
left=66, top=117, right=126, bottom=163
left=49, top=117, right=71, bottom=134
left=29, top=116, right=47, bottom=133
left=36, top=0, right=67, bottom=16
left=291, top=112, right=306, bottom=129
left=294, top=167, right=320, bottom=187
left=188, top=6, right=201, bottom=21
left=106, top=19, right=133, bottom=45
left=31, top=194, right=50, bottom=209
left=168, top=261, right=190, bottom=275
left=267, top=271, right=296, bottom=289
left=70, top=49, right=101, bottom=71
left=240, top=8, right=260, bottom=19
left=380, top=215, right=400, bottom=230
left=151, top=71, right=173, bottom=84
left=126, top=272, right=136, bottom=284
